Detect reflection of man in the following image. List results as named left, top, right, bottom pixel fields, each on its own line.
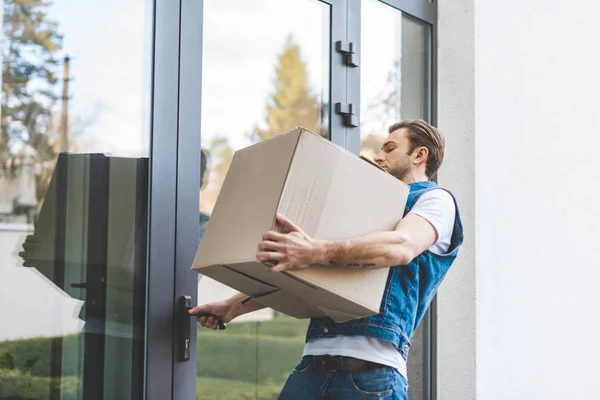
left=21, top=148, right=213, bottom=263
left=189, top=120, right=464, bottom=400
left=198, top=147, right=212, bottom=243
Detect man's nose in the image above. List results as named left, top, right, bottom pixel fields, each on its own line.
left=374, top=152, right=384, bottom=163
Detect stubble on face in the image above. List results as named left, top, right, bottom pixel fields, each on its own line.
left=381, top=129, right=414, bottom=182
left=386, top=159, right=412, bottom=182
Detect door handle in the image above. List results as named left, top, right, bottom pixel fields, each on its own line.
left=177, top=295, right=227, bottom=362
left=178, top=295, right=193, bottom=361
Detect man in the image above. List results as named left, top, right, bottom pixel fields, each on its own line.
left=189, top=120, right=463, bottom=400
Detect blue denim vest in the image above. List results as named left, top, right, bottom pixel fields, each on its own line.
left=305, top=181, right=464, bottom=359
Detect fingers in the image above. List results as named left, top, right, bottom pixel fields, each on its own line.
left=256, top=251, right=284, bottom=263
left=265, top=263, right=288, bottom=273
left=188, top=305, right=210, bottom=315
left=196, top=316, right=213, bottom=329
left=22, top=241, right=40, bottom=251
left=188, top=305, right=224, bottom=330
left=262, top=231, right=287, bottom=242
left=195, top=314, right=219, bottom=330
left=24, top=235, right=41, bottom=244
left=18, top=250, right=35, bottom=267
left=20, top=236, right=41, bottom=265
left=257, top=240, right=284, bottom=252
left=276, top=213, right=305, bottom=235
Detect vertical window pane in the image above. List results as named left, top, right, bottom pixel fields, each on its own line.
left=361, top=1, right=433, bottom=400
left=196, top=1, right=330, bottom=398
left=0, top=0, right=153, bottom=398
left=360, top=0, right=430, bottom=156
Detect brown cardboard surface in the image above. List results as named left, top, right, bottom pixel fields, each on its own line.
left=191, top=127, right=409, bottom=322
left=196, top=130, right=300, bottom=267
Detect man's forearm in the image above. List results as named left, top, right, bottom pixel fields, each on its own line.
left=317, top=231, right=414, bottom=269
left=227, top=292, right=266, bottom=319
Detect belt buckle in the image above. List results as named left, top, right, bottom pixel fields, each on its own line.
left=321, top=355, right=340, bottom=372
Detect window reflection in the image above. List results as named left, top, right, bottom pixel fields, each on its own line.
left=1, top=0, right=152, bottom=398
left=360, top=0, right=430, bottom=160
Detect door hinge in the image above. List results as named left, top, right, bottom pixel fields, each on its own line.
left=335, top=103, right=358, bottom=128
left=336, top=41, right=359, bottom=67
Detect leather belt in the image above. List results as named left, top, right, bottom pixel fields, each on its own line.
left=303, top=355, right=386, bottom=372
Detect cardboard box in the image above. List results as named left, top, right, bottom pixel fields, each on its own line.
left=191, top=128, right=409, bottom=322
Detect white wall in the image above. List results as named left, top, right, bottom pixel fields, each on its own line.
left=439, top=0, right=600, bottom=399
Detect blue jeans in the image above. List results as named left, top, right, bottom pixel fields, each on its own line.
left=278, top=358, right=408, bottom=400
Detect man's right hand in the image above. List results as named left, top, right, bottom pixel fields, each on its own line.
left=19, top=234, right=41, bottom=267
left=188, top=300, right=235, bottom=330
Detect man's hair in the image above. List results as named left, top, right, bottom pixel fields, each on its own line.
left=388, top=119, right=445, bottom=178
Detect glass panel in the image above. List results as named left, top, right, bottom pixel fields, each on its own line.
left=361, top=1, right=432, bottom=400
left=196, top=0, right=330, bottom=398
left=360, top=0, right=430, bottom=157
left=0, top=0, right=153, bottom=399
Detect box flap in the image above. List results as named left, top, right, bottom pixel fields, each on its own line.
left=290, top=265, right=389, bottom=313
left=199, top=264, right=279, bottom=297
left=251, top=290, right=325, bottom=319
left=227, top=261, right=320, bottom=300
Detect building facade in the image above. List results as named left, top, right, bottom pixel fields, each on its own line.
left=1, top=0, right=598, bottom=399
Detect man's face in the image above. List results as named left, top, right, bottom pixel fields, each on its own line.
left=374, top=128, right=414, bottom=181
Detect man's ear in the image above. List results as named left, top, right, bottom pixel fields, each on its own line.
left=413, top=146, right=429, bottom=165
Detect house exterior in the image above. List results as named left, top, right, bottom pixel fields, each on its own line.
left=1, top=0, right=598, bottom=399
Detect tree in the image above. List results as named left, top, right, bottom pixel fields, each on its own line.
left=359, top=60, right=401, bottom=161
left=2, top=0, right=63, bottom=162
left=253, top=35, right=323, bottom=141
left=362, top=59, right=401, bottom=138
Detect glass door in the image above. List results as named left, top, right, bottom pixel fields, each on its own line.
left=360, top=1, right=435, bottom=399
left=0, top=0, right=154, bottom=398
left=0, top=0, right=183, bottom=399
left=195, top=1, right=331, bottom=398
left=174, top=0, right=437, bottom=399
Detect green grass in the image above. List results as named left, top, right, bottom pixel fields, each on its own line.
left=0, top=369, right=80, bottom=400
left=197, top=316, right=309, bottom=385
left=0, top=335, right=83, bottom=378
left=216, top=316, right=309, bottom=339
left=0, top=316, right=310, bottom=398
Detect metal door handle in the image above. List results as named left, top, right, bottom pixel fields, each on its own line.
left=177, top=295, right=227, bottom=362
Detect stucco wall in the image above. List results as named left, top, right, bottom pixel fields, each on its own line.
left=438, top=0, right=600, bottom=399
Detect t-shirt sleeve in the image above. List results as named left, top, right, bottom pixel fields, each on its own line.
left=407, top=189, right=456, bottom=252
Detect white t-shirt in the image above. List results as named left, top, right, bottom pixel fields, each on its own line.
left=303, top=188, right=456, bottom=378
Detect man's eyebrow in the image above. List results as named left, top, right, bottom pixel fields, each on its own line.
left=381, top=140, right=397, bottom=150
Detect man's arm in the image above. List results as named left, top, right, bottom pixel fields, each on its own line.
left=256, top=213, right=437, bottom=272
left=188, top=292, right=266, bottom=330
left=320, top=213, right=438, bottom=269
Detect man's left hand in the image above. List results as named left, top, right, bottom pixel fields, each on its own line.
left=256, top=213, right=323, bottom=272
